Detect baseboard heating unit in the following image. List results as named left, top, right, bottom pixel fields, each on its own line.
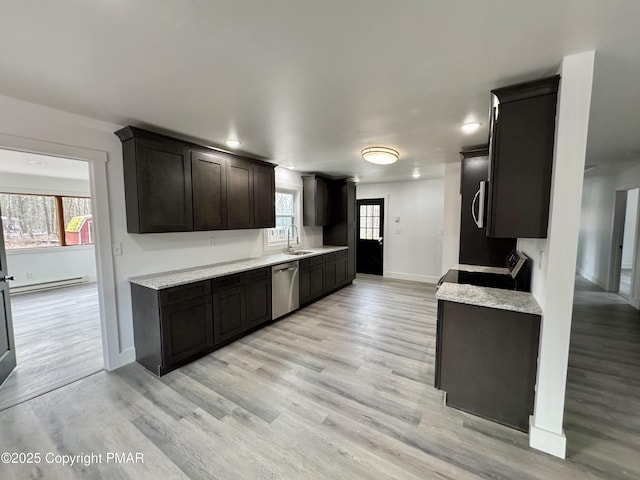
left=10, top=276, right=90, bottom=295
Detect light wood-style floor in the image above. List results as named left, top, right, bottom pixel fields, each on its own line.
left=0, top=283, right=103, bottom=411
left=0, top=275, right=638, bottom=479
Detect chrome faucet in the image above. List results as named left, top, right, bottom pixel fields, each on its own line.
left=286, top=224, right=299, bottom=252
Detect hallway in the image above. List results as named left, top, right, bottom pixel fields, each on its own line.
left=564, top=276, right=640, bottom=477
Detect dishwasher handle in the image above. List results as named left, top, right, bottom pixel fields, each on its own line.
left=274, top=267, right=297, bottom=273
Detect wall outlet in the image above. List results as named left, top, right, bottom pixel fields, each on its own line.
left=112, top=243, right=123, bottom=256
left=209, top=237, right=216, bottom=246
left=395, top=228, right=402, bottom=234
left=26, top=272, right=34, bottom=279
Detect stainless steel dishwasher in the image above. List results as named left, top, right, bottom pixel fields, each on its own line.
left=272, top=261, right=299, bottom=320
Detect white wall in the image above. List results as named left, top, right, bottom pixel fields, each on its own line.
left=527, top=51, right=595, bottom=459
left=576, top=171, right=618, bottom=287
left=357, top=178, right=443, bottom=283
left=621, top=188, right=638, bottom=269
left=442, top=162, right=461, bottom=273
left=0, top=92, right=315, bottom=369
left=7, top=246, right=96, bottom=287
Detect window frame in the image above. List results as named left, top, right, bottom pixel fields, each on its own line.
left=0, top=191, right=94, bottom=250
left=264, top=183, right=302, bottom=252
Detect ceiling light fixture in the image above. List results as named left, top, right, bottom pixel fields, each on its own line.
left=352, top=177, right=360, bottom=183
left=361, top=146, right=399, bottom=165
left=460, top=122, right=481, bottom=134
left=225, top=139, right=241, bottom=148
left=29, top=160, right=48, bottom=165
left=412, top=171, right=421, bottom=179
left=287, top=165, right=296, bottom=170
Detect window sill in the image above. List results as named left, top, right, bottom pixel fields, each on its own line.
left=6, top=244, right=95, bottom=255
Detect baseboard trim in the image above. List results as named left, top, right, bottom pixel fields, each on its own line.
left=108, top=348, right=136, bottom=371
left=385, top=272, right=439, bottom=284
left=529, top=417, right=566, bottom=459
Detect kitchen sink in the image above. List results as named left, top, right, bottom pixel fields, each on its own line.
left=286, top=251, right=313, bottom=256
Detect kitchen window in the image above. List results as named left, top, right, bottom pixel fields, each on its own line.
left=266, top=188, right=300, bottom=249
left=0, top=193, right=94, bottom=249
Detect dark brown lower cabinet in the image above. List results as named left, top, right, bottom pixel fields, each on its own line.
left=131, top=255, right=349, bottom=376
left=300, top=263, right=325, bottom=305
left=161, top=296, right=214, bottom=366
left=212, top=286, right=245, bottom=344
left=435, top=300, right=540, bottom=432
left=325, top=250, right=348, bottom=292
left=245, top=278, right=272, bottom=329
left=131, top=280, right=214, bottom=376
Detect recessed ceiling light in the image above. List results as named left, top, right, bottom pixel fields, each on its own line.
left=225, top=139, right=241, bottom=148
left=287, top=165, right=296, bottom=170
left=361, top=146, right=399, bottom=165
left=460, top=122, right=481, bottom=134
left=29, top=160, right=48, bottom=165
left=353, top=177, right=360, bottom=183
left=412, top=171, right=421, bottom=179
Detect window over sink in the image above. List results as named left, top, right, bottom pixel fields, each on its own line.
left=265, top=188, right=300, bottom=249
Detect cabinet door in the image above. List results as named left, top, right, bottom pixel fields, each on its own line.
left=213, top=286, right=246, bottom=344
left=488, top=76, right=559, bottom=238
left=161, top=296, right=213, bottom=367
left=346, top=181, right=356, bottom=227
left=311, top=264, right=325, bottom=299
left=192, top=150, right=228, bottom=230
left=227, top=158, right=254, bottom=229
left=253, top=163, right=276, bottom=228
left=325, top=260, right=338, bottom=292
left=335, top=256, right=347, bottom=287
left=303, top=176, right=329, bottom=227
left=319, top=178, right=331, bottom=226
left=245, top=279, right=272, bottom=329
left=134, top=137, right=193, bottom=233
left=299, top=268, right=312, bottom=304
left=346, top=226, right=356, bottom=281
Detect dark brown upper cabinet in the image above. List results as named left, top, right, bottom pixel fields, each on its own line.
left=192, top=149, right=228, bottom=231
left=487, top=75, right=560, bottom=238
left=227, top=157, right=255, bottom=229
left=115, top=126, right=275, bottom=233
left=302, top=175, right=331, bottom=226
left=116, top=127, right=193, bottom=233
left=253, top=163, right=276, bottom=229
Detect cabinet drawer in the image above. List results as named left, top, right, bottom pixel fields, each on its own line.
left=325, top=250, right=347, bottom=261
left=300, top=255, right=325, bottom=269
left=160, top=280, right=211, bottom=306
left=212, top=273, right=244, bottom=291
left=244, top=267, right=270, bottom=282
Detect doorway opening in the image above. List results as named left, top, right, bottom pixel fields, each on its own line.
left=356, top=198, right=384, bottom=275
left=0, top=149, right=103, bottom=410
left=610, top=187, right=639, bottom=301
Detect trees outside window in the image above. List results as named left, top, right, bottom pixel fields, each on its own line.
left=0, top=193, right=93, bottom=249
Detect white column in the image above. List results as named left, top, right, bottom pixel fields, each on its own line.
left=442, top=162, right=461, bottom=272
left=529, top=50, right=595, bottom=458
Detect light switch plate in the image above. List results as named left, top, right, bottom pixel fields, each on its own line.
left=112, top=243, right=123, bottom=256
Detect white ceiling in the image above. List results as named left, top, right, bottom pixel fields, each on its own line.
left=0, top=1, right=638, bottom=183
left=0, top=149, right=89, bottom=180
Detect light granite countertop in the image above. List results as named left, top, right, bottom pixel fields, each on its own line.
left=454, top=263, right=510, bottom=275
left=129, top=246, right=348, bottom=290
left=436, top=282, right=542, bottom=315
